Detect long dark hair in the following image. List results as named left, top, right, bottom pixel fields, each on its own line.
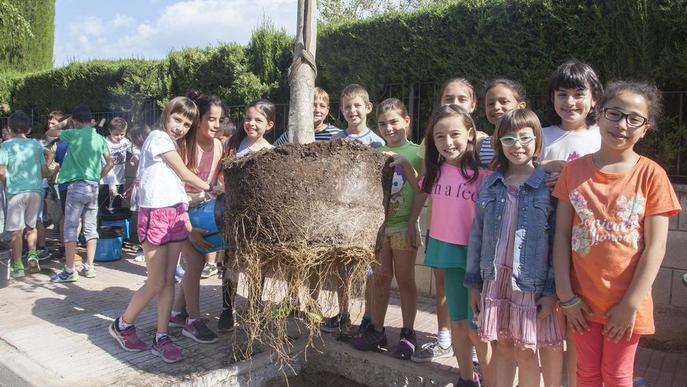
left=422, top=104, right=480, bottom=194
left=181, top=90, right=226, bottom=172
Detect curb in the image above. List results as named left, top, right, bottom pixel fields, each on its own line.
left=0, top=338, right=63, bottom=386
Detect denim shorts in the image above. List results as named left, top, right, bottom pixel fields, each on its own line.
left=63, top=181, right=99, bottom=242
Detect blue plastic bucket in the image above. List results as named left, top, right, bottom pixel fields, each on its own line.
left=101, top=218, right=130, bottom=240
left=94, top=226, right=123, bottom=262
left=188, top=194, right=225, bottom=253
left=100, top=208, right=131, bottom=240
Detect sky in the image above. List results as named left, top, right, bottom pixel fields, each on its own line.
left=54, top=0, right=297, bottom=67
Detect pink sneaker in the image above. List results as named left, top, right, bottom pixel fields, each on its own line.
left=151, top=335, right=183, bottom=363
left=109, top=318, right=146, bottom=352
left=169, top=312, right=187, bottom=328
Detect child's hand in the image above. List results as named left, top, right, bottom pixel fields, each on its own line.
left=188, top=227, right=212, bottom=249
left=542, top=160, right=566, bottom=174
left=561, top=297, right=593, bottom=333
left=470, top=288, right=481, bottom=319
left=536, top=295, right=557, bottom=320
left=545, top=172, right=560, bottom=189
left=383, top=151, right=404, bottom=167
left=603, top=302, right=637, bottom=343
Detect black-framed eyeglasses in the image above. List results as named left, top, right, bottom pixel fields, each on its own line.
left=499, top=134, right=536, bottom=147
left=602, top=108, right=648, bottom=128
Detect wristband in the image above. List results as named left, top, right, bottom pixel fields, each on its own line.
left=560, top=296, right=582, bottom=309
left=559, top=295, right=578, bottom=306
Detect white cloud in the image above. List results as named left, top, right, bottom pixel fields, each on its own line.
left=55, top=0, right=297, bottom=66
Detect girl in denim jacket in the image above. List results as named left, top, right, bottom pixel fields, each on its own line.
left=465, top=109, right=563, bottom=387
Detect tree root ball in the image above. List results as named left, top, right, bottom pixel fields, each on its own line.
left=222, top=140, right=392, bottom=362
left=223, top=140, right=392, bottom=249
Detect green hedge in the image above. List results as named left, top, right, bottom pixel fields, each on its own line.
left=317, top=0, right=687, bottom=99
left=0, top=0, right=54, bottom=73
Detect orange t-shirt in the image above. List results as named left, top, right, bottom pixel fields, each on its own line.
left=553, top=155, right=681, bottom=335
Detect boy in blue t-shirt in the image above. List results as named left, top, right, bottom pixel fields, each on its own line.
left=0, top=111, right=49, bottom=278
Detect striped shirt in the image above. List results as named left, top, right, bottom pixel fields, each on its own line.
left=273, top=124, right=343, bottom=145
left=478, top=136, right=495, bottom=165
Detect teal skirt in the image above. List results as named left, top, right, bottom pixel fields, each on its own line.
left=423, top=235, right=467, bottom=269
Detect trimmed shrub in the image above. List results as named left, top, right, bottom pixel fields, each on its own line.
left=0, top=0, right=54, bottom=73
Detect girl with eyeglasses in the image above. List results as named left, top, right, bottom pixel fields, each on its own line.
left=466, top=108, right=563, bottom=387
left=553, top=81, right=680, bottom=386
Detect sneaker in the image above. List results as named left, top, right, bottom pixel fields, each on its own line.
left=27, top=252, right=41, bottom=273
left=358, top=316, right=372, bottom=333
left=271, top=303, right=295, bottom=320
left=218, top=309, right=236, bottom=332
left=50, top=268, right=78, bottom=283
left=174, top=264, right=185, bottom=283
left=169, top=311, right=188, bottom=328
left=79, top=266, right=96, bottom=278
left=151, top=335, right=183, bottom=363
left=108, top=318, right=146, bottom=351
left=200, top=263, right=218, bottom=279
left=36, top=248, right=51, bottom=261
left=320, top=313, right=350, bottom=333
left=351, top=324, right=387, bottom=351
left=182, top=318, right=219, bottom=344
left=394, top=328, right=417, bottom=359
left=410, top=341, right=454, bottom=363
left=11, top=261, right=25, bottom=278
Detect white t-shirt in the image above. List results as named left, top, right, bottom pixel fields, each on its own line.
left=101, top=137, right=132, bottom=186
left=541, top=125, right=601, bottom=162
left=136, top=130, right=188, bottom=208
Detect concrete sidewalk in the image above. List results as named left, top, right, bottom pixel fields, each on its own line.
left=0, top=236, right=685, bottom=386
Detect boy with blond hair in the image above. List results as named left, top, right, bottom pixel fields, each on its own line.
left=274, top=87, right=342, bottom=145
left=0, top=110, right=49, bottom=277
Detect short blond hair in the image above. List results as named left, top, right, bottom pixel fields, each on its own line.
left=314, top=87, right=329, bottom=104
left=340, top=84, right=370, bottom=104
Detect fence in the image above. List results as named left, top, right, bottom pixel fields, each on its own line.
left=2, top=86, right=686, bottom=182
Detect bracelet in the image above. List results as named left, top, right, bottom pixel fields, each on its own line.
left=559, top=295, right=578, bottom=306
left=561, top=297, right=582, bottom=309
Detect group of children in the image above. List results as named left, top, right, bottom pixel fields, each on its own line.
left=301, top=60, right=677, bottom=387
left=0, top=59, right=678, bottom=387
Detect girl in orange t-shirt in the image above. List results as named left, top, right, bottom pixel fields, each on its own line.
left=552, top=81, right=681, bottom=387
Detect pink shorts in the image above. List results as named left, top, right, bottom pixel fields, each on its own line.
left=137, top=204, right=188, bottom=246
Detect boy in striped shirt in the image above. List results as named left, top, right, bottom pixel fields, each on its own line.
left=273, top=87, right=341, bottom=145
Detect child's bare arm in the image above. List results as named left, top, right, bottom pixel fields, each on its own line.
left=554, top=199, right=592, bottom=332
left=604, top=214, right=669, bottom=342
left=160, top=150, right=210, bottom=191
left=100, top=152, right=114, bottom=179
left=406, top=188, right=427, bottom=248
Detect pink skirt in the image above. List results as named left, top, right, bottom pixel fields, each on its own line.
left=477, top=185, right=563, bottom=351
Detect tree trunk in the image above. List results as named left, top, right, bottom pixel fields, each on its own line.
left=287, top=0, right=317, bottom=144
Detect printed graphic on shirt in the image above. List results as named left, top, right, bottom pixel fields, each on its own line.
left=389, top=165, right=405, bottom=213
left=567, top=151, right=581, bottom=162
left=570, top=190, right=645, bottom=256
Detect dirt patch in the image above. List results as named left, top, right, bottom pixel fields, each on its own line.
left=223, top=140, right=392, bottom=363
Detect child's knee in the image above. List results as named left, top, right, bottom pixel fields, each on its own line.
left=515, top=348, right=538, bottom=365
